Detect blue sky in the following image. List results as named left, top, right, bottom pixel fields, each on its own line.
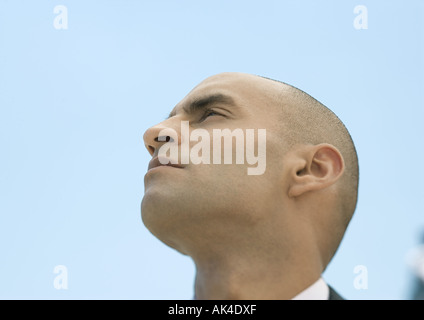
left=0, top=0, right=423, bottom=299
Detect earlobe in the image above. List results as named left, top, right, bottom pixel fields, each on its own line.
left=288, top=144, right=345, bottom=198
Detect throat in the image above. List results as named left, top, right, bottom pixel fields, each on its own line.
left=193, top=258, right=320, bottom=300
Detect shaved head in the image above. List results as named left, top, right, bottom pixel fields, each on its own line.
left=260, top=76, right=359, bottom=260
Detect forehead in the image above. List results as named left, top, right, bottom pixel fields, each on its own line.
left=170, top=73, right=284, bottom=116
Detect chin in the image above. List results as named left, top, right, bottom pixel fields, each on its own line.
left=141, top=188, right=165, bottom=229
left=141, top=188, right=182, bottom=232
left=141, top=192, right=192, bottom=255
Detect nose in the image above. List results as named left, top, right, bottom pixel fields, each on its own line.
left=143, top=124, right=178, bottom=157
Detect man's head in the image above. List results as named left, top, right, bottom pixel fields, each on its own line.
left=141, top=72, right=358, bottom=274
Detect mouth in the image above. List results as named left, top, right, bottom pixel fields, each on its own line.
left=148, top=156, right=184, bottom=171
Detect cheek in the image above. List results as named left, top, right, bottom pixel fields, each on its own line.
left=192, top=163, right=278, bottom=208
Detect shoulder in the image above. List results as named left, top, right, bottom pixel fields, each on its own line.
left=328, top=286, right=345, bottom=300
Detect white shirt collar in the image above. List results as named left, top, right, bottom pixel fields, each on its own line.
left=291, top=277, right=329, bottom=300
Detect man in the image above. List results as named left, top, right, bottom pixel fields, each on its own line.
left=141, top=72, right=359, bottom=300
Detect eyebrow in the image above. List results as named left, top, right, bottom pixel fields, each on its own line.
left=168, top=93, right=236, bottom=119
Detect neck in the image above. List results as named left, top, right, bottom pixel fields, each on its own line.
left=193, top=248, right=322, bottom=300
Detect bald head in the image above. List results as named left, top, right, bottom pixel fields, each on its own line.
left=256, top=75, right=359, bottom=261
left=268, top=77, right=359, bottom=224
left=193, top=72, right=359, bottom=222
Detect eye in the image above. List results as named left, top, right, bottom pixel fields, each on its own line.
left=200, top=109, right=221, bottom=122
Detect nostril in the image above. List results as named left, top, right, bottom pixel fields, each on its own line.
left=155, top=136, right=173, bottom=143
left=148, top=145, right=155, bottom=155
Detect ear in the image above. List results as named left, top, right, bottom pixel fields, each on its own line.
left=288, top=143, right=345, bottom=198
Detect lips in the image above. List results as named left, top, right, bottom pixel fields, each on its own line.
left=148, top=156, right=184, bottom=171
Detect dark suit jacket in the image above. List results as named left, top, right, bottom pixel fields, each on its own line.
left=329, top=286, right=344, bottom=300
